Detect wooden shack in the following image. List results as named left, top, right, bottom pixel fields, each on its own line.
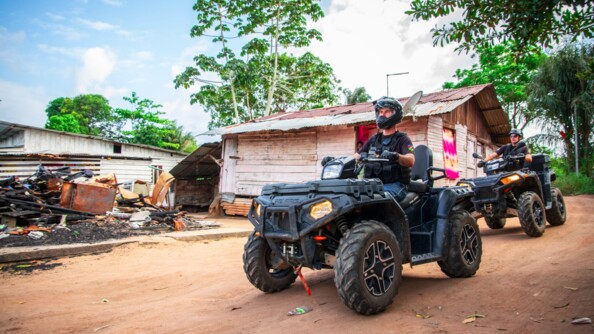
left=203, top=84, right=511, bottom=216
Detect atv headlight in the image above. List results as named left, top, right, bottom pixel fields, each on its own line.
left=309, top=200, right=333, bottom=220
left=254, top=202, right=262, bottom=217
left=500, top=174, right=521, bottom=185
left=322, top=164, right=341, bottom=179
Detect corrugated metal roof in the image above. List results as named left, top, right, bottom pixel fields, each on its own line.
left=202, top=84, right=510, bottom=145
left=204, top=93, right=474, bottom=135
left=169, top=142, right=222, bottom=179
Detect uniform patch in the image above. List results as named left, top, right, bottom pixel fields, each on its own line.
left=407, top=144, right=414, bottom=153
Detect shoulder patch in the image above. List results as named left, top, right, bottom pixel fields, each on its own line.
left=407, top=144, right=414, bottom=153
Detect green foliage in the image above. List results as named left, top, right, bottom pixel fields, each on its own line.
left=113, top=92, right=197, bottom=151
left=406, top=0, right=593, bottom=54
left=44, top=94, right=113, bottom=136
left=527, top=42, right=594, bottom=176
left=344, top=87, right=371, bottom=104
left=175, top=0, right=339, bottom=128
left=44, top=92, right=197, bottom=152
left=45, top=113, right=82, bottom=133
left=442, top=41, right=546, bottom=130
left=554, top=173, right=594, bottom=195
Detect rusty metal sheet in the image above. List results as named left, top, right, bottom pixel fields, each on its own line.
left=47, top=177, right=63, bottom=192
left=60, top=182, right=116, bottom=215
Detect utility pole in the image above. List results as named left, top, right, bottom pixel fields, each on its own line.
left=386, top=72, right=409, bottom=96
left=574, top=103, right=579, bottom=175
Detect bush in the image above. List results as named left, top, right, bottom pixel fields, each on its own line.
left=554, top=173, right=594, bottom=195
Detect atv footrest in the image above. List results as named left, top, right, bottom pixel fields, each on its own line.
left=411, top=253, right=442, bottom=265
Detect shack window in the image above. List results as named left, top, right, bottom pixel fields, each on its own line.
left=113, top=143, right=122, bottom=154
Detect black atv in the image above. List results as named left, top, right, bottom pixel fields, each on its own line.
left=242, top=145, right=481, bottom=315
left=458, top=149, right=567, bottom=237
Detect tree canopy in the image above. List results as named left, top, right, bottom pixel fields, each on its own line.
left=45, top=94, right=112, bottom=136
left=344, top=87, right=371, bottom=104
left=44, top=93, right=197, bottom=153
left=175, top=0, right=341, bottom=129
left=443, top=41, right=546, bottom=130
left=406, top=0, right=594, bottom=54
left=527, top=42, right=593, bottom=176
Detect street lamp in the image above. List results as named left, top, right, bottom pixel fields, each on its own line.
left=386, top=72, right=409, bottom=96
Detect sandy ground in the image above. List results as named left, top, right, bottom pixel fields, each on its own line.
left=1, top=195, right=593, bottom=334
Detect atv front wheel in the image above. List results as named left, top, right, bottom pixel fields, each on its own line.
left=334, top=221, right=402, bottom=315
left=438, top=211, right=482, bottom=278
left=546, top=188, right=567, bottom=226
left=484, top=216, right=506, bottom=229
left=518, top=191, right=546, bottom=237
left=243, top=232, right=297, bottom=293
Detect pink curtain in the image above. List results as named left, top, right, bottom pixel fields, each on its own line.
left=443, top=129, right=460, bottom=179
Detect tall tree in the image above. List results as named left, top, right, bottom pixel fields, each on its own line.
left=44, top=94, right=112, bottom=136
left=240, top=0, right=324, bottom=116
left=527, top=42, right=594, bottom=176
left=443, top=41, right=546, bottom=130
left=113, top=92, right=198, bottom=151
left=344, top=87, right=371, bottom=104
left=406, top=0, right=593, bottom=54
left=175, top=0, right=336, bottom=128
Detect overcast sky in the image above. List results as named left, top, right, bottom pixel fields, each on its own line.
left=0, top=0, right=475, bottom=144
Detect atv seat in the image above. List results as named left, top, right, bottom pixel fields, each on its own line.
left=399, top=145, right=433, bottom=209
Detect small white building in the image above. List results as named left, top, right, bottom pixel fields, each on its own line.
left=0, top=120, right=186, bottom=185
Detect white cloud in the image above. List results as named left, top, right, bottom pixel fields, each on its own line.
left=45, top=12, right=65, bottom=21
left=0, top=80, right=49, bottom=127
left=308, top=0, right=476, bottom=101
left=75, top=47, right=117, bottom=94
left=49, top=23, right=86, bottom=41
left=102, top=0, right=124, bottom=7
left=77, top=18, right=119, bottom=31
left=0, top=27, right=27, bottom=71
left=134, top=51, right=154, bottom=61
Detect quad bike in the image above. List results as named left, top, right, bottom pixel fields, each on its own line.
left=242, top=144, right=481, bottom=315
left=457, top=147, right=567, bottom=237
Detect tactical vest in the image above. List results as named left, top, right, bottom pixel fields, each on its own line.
left=363, top=132, right=412, bottom=185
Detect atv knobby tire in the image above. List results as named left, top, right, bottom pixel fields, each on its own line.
left=484, top=216, right=506, bottom=229
left=243, top=232, right=297, bottom=293
left=546, top=188, right=567, bottom=226
left=518, top=191, right=546, bottom=237
left=334, top=221, right=402, bottom=315
left=438, top=211, right=482, bottom=278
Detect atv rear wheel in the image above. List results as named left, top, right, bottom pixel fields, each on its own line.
left=518, top=191, right=546, bottom=237
left=334, top=221, right=402, bottom=315
left=243, top=232, right=297, bottom=293
left=484, top=216, right=506, bottom=229
left=546, top=188, right=567, bottom=226
left=438, top=211, right=482, bottom=278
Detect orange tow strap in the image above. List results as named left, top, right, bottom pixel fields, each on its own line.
left=295, top=266, right=311, bottom=296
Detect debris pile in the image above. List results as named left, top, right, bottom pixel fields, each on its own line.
left=0, top=165, right=218, bottom=247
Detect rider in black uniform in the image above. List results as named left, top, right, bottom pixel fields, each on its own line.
left=354, top=97, right=415, bottom=202
left=480, top=128, right=533, bottom=167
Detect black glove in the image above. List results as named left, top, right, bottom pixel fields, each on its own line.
left=477, top=161, right=485, bottom=168
left=380, top=150, right=399, bottom=160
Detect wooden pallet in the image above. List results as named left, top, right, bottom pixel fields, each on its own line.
left=221, top=197, right=252, bottom=216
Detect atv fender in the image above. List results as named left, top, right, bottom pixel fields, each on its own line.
left=434, top=188, right=460, bottom=256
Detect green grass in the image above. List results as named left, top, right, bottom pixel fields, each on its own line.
left=554, top=173, right=594, bottom=195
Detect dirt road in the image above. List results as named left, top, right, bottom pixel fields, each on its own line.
left=1, top=195, right=593, bottom=334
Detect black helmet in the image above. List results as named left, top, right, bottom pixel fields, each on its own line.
left=373, top=96, right=403, bottom=129
left=509, top=128, right=523, bottom=137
